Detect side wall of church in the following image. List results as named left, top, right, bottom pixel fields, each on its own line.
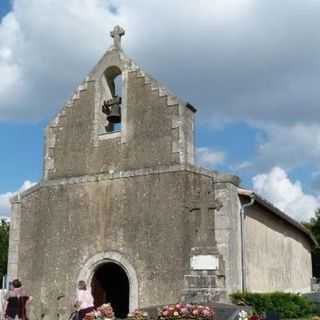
left=13, top=170, right=217, bottom=320
left=244, top=203, right=312, bottom=293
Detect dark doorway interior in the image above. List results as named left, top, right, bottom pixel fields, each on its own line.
left=91, top=262, right=129, bottom=318
left=312, top=251, right=320, bottom=278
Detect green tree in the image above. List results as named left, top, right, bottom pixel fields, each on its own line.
left=303, top=208, right=320, bottom=246
left=0, top=219, right=9, bottom=287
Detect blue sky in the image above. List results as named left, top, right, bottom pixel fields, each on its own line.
left=0, top=0, right=319, bottom=220
left=0, top=0, right=46, bottom=193
left=0, top=0, right=10, bottom=19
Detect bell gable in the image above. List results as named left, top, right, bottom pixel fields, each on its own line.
left=44, top=26, right=196, bottom=180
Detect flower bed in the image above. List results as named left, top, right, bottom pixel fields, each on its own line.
left=84, top=303, right=115, bottom=320
left=158, top=304, right=214, bottom=320
left=85, top=303, right=215, bottom=320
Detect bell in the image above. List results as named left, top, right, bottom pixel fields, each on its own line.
left=102, top=96, right=122, bottom=124
left=107, top=104, right=121, bottom=124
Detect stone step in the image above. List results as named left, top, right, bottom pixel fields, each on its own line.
left=181, top=287, right=227, bottom=305
left=167, top=95, right=179, bottom=106
left=159, top=87, right=168, bottom=97
left=65, top=100, right=73, bottom=108
left=144, top=75, right=152, bottom=84
left=132, top=68, right=184, bottom=110
left=184, top=274, right=217, bottom=289
left=136, top=70, right=145, bottom=78
left=71, top=91, right=80, bottom=101
left=78, top=83, right=87, bottom=92
left=129, top=61, right=140, bottom=72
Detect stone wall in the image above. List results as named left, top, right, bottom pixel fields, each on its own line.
left=9, top=41, right=314, bottom=320
left=44, top=49, right=195, bottom=180
left=244, top=203, right=312, bottom=293
left=9, top=45, right=237, bottom=319
left=7, top=193, right=23, bottom=280
left=8, top=40, right=247, bottom=319
left=215, top=181, right=242, bottom=297
left=11, top=167, right=235, bottom=319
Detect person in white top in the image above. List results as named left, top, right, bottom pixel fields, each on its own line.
left=75, top=280, right=95, bottom=320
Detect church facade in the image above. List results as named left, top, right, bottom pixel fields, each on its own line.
left=8, top=27, right=315, bottom=320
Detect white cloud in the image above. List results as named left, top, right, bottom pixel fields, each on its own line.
left=0, top=180, right=36, bottom=216
left=0, top=13, right=22, bottom=106
left=0, top=0, right=121, bottom=120
left=197, top=147, right=225, bottom=168
left=1, top=0, right=320, bottom=200
left=252, top=167, right=320, bottom=221
left=1, top=0, right=320, bottom=126
left=254, top=123, right=320, bottom=171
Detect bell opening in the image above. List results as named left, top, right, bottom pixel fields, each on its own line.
left=107, top=115, right=121, bottom=124
left=103, top=66, right=123, bottom=133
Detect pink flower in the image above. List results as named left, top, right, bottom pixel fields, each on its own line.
left=202, top=309, right=210, bottom=316
left=160, top=303, right=214, bottom=319
left=180, top=308, right=188, bottom=315
left=98, top=304, right=114, bottom=318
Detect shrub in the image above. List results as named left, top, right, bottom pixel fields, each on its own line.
left=230, top=292, right=314, bottom=319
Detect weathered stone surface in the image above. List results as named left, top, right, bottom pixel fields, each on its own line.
left=11, top=167, right=233, bottom=319
left=7, top=26, right=314, bottom=320
left=43, top=48, right=195, bottom=180
left=243, top=202, right=312, bottom=293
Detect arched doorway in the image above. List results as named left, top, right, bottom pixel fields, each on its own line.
left=91, top=262, right=129, bottom=318
left=77, top=251, right=139, bottom=312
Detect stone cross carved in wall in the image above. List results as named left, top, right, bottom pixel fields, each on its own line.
left=110, top=25, right=125, bottom=49
left=186, top=182, right=223, bottom=247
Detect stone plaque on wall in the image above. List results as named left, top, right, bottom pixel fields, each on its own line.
left=190, top=255, right=219, bottom=270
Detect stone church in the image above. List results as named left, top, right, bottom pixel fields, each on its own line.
left=8, top=26, right=315, bottom=319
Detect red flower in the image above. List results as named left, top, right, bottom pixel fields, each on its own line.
left=84, top=311, right=96, bottom=320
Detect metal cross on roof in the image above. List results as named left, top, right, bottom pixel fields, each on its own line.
left=110, top=25, right=125, bottom=49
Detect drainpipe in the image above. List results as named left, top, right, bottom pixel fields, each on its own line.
left=240, top=193, right=255, bottom=293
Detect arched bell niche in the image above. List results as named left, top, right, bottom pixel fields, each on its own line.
left=102, top=65, right=123, bottom=133
left=95, top=65, right=124, bottom=136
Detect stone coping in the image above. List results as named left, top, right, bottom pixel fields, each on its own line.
left=10, top=164, right=240, bottom=203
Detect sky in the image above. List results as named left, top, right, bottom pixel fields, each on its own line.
left=0, top=0, right=319, bottom=221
